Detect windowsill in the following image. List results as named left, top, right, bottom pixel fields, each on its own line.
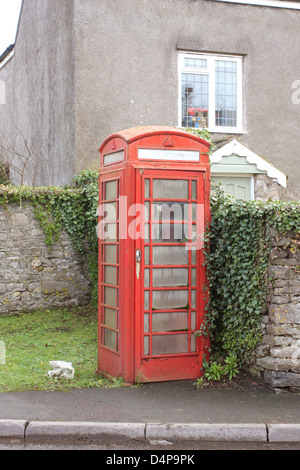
left=209, top=128, right=245, bottom=134
left=209, top=0, right=300, bottom=9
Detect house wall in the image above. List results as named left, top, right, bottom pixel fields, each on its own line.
left=74, top=0, right=300, bottom=198
left=0, top=0, right=76, bottom=186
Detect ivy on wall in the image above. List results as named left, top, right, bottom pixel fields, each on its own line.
left=0, top=170, right=99, bottom=304
left=204, top=183, right=300, bottom=366
left=0, top=169, right=299, bottom=368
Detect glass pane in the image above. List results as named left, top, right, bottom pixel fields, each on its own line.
left=104, top=307, right=117, bottom=329
left=144, top=179, right=150, bottom=199
left=144, top=202, right=150, bottom=222
left=191, top=311, right=197, bottom=330
left=104, top=329, right=117, bottom=351
left=184, top=57, right=207, bottom=69
left=152, top=290, right=189, bottom=310
left=103, top=202, right=117, bottom=221
left=191, top=290, right=196, bottom=309
left=181, top=73, right=209, bottom=128
left=192, top=204, right=197, bottom=221
left=153, top=246, right=189, bottom=265
left=144, top=313, right=149, bottom=333
left=104, top=266, right=117, bottom=285
left=105, top=180, right=118, bottom=200
left=144, top=246, right=150, bottom=265
left=144, top=336, right=150, bottom=356
left=215, top=60, right=237, bottom=127
left=153, top=180, right=189, bottom=199
left=152, top=334, right=189, bottom=355
left=104, top=245, right=117, bottom=264
left=144, top=224, right=150, bottom=242
left=191, top=334, right=196, bottom=353
left=104, top=287, right=117, bottom=307
left=153, top=268, right=189, bottom=287
left=153, top=202, right=189, bottom=221
left=152, top=223, right=186, bottom=243
left=144, top=291, right=150, bottom=310
left=152, top=312, right=189, bottom=332
left=105, top=223, right=117, bottom=242
left=192, top=181, right=197, bottom=200
left=144, top=269, right=150, bottom=287
left=191, top=268, right=197, bottom=286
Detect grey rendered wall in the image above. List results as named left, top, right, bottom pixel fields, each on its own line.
left=0, top=0, right=75, bottom=187
left=74, top=0, right=300, bottom=198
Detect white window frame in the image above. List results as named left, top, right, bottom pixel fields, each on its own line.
left=178, top=52, right=244, bottom=134
left=212, top=0, right=300, bottom=10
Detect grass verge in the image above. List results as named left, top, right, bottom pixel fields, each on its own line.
left=0, top=306, right=123, bottom=392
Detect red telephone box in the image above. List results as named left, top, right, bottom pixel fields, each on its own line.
left=97, top=126, right=211, bottom=383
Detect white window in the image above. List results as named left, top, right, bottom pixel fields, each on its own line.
left=178, top=52, right=243, bottom=133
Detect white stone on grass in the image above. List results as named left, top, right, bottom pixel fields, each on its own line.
left=47, top=361, right=75, bottom=379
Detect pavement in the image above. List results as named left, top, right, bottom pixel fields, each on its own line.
left=0, top=379, right=300, bottom=445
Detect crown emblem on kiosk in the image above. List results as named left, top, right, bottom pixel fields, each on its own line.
left=162, top=136, right=175, bottom=148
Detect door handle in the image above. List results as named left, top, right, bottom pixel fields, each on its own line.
left=136, top=250, right=141, bottom=280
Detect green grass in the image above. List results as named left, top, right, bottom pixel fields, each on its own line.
left=0, top=306, right=123, bottom=392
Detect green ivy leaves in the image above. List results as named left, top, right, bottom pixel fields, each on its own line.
left=203, top=182, right=300, bottom=366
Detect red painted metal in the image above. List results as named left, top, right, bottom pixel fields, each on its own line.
left=98, top=126, right=211, bottom=384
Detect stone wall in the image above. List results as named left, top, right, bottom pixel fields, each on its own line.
left=254, top=174, right=283, bottom=201
left=0, top=203, right=90, bottom=314
left=250, top=229, right=300, bottom=393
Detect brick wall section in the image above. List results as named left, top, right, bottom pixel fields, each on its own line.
left=0, top=203, right=90, bottom=314
left=250, top=229, right=300, bottom=392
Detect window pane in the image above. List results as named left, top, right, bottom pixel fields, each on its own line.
left=105, top=180, right=118, bottom=200
left=153, top=268, right=189, bottom=287
left=104, top=245, right=117, bottom=264
left=153, top=179, right=189, bottom=199
left=104, top=287, right=117, bottom=307
left=144, top=246, right=150, bottom=265
left=144, top=269, right=150, bottom=287
left=104, top=266, right=117, bottom=285
left=192, top=181, right=197, bottom=200
left=152, top=223, right=187, bottom=243
left=153, top=246, right=189, bottom=265
left=153, top=202, right=189, bottom=221
left=181, top=73, right=209, bottom=128
left=144, top=313, right=149, bottom=333
left=191, top=334, right=196, bottom=353
left=144, top=291, right=150, bottom=310
left=215, top=60, right=237, bottom=127
left=184, top=58, right=207, bottom=69
left=152, top=312, right=189, bottom=332
left=191, top=290, right=197, bottom=309
left=103, top=202, right=117, bottom=221
left=104, top=223, right=117, bottom=242
left=152, top=290, right=189, bottom=310
left=144, top=336, right=150, bottom=356
left=104, top=307, right=117, bottom=329
left=152, top=334, right=189, bottom=355
left=191, top=268, right=197, bottom=286
left=104, top=329, right=117, bottom=351
left=144, top=179, right=150, bottom=199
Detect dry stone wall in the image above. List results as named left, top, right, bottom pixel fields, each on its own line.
left=250, top=229, right=300, bottom=392
left=0, top=203, right=90, bottom=314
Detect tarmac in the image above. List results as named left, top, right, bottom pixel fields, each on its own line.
left=0, top=379, right=300, bottom=445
